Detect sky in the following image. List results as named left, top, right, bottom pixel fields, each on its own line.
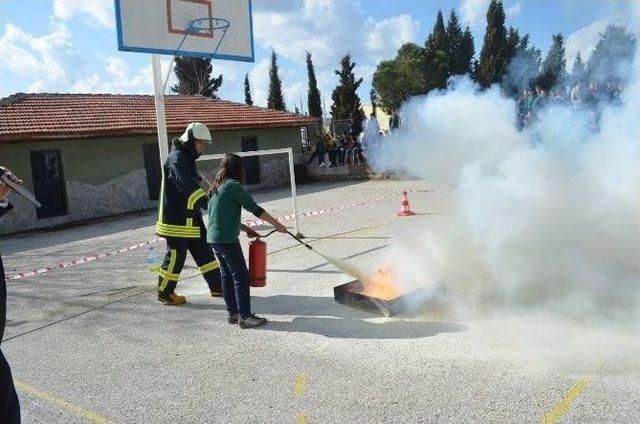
left=0, top=0, right=633, bottom=112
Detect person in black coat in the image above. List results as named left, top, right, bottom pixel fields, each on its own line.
left=0, top=165, right=21, bottom=423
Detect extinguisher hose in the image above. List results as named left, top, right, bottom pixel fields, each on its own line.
left=286, top=231, right=368, bottom=281
left=255, top=229, right=277, bottom=238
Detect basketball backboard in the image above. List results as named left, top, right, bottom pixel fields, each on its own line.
left=115, top=0, right=254, bottom=62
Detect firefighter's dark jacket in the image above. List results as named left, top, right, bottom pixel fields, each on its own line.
left=156, top=142, right=208, bottom=239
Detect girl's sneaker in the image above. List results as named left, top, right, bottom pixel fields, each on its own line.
left=228, top=314, right=239, bottom=324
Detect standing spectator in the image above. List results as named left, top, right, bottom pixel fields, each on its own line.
left=324, top=132, right=337, bottom=168
left=336, top=134, right=347, bottom=166
left=307, top=135, right=326, bottom=168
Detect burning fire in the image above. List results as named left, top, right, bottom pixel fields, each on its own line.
left=358, top=267, right=401, bottom=301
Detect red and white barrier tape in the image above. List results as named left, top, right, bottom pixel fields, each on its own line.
left=5, top=189, right=427, bottom=282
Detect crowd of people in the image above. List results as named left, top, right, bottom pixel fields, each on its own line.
left=307, top=114, right=385, bottom=168
left=516, top=81, right=624, bottom=128
left=307, top=132, right=367, bottom=168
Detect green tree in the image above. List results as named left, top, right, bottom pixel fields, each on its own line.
left=267, top=50, right=286, bottom=111
left=244, top=73, right=253, bottom=105
left=331, top=54, right=366, bottom=133
left=571, top=51, right=586, bottom=85
left=171, top=56, right=223, bottom=98
left=372, top=42, right=449, bottom=113
left=537, top=33, right=567, bottom=90
left=586, top=24, right=637, bottom=85
left=475, top=0, right=509, bottom=88
left=373, top=43, right=427, bottom=113
left=306, top=52, right=323, bottom=120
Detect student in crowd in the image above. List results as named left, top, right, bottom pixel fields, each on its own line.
left=307, top=135, right=326, bottom=168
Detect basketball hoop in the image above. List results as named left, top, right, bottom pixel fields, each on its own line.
left=176, top=17, right=231, bottom=56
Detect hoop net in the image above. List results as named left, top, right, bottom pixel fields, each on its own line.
left=176, top=17, right=231, bottom=56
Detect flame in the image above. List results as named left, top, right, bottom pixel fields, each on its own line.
left=357, top=267, right=401, bottom=301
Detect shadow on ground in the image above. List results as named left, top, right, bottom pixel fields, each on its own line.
left=254, top=295, right=466, bottom=339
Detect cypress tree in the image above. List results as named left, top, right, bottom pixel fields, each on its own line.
left=370, top=88, right=378, bottom=116
left=244, top=73, right=253, bottom=105
left=476, top=0, right=509, bottom=88
left=331, top=54, right=366, bottom=134
left=446, top=10, right=467, bottom=76
left=426, top=11, right=448, bottom=53
left=457, top=26, right=476, bottom=75
left=267, top=50, right=286, bottom=111
left=306, top=52, right=323, bottom=119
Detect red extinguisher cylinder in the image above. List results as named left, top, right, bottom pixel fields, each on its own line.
left=249, top=238, right=267, bottom=287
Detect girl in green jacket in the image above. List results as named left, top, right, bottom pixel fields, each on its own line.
left=207, top=154, right=287, bottom=328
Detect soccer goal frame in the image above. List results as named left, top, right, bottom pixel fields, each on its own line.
left=198, top=147, right=300, bottom=235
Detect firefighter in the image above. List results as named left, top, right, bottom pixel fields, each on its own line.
left=155, top=123, right=222, bottom=306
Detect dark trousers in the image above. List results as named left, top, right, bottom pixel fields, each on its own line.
left=158, top=237, right=222, bottom=295
left=210, top=242, right=251, bottom=318
left=0, top=255, right=20, bottom=423
left=307, top=151, right=325, bottom=165
left=337, top=148, right=346, bottom=164
left=328, top=150, right=337, bottom=166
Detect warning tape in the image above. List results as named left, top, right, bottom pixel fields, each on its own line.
left=5, top=189, right=427, bottom=282
left=5, top=238, right=163, bottom=282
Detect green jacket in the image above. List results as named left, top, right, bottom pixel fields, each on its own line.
left=207, top=179, right=264, bottom=243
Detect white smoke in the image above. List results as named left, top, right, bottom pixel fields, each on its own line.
left=370, top=23, right=640, bottom=323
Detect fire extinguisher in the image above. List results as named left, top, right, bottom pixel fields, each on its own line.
left=249, top=230, right=276, bottom=287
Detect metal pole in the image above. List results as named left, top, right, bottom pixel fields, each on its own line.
left=287, top=148, right=300, bottom=236
left=162, top=57, right=175, bottom=93
left=152, top=55, right=169, bottom=164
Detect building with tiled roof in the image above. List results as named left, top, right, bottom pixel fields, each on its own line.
left=0, top=93, right=318, bottom=235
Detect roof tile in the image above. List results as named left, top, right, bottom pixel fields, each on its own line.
left=0, top=93, right=318, bottom=143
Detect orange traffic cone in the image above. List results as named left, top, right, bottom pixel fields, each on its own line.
left=397, top=191, right=415, bottom=217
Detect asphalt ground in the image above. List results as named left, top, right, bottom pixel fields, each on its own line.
left=1, top=179, right=638, bottom=423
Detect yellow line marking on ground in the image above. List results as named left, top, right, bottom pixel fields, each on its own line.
left=542, top=375, right=590, bottom=424
left=312, top=344, right=329, bottom=356
left=15, top=379, right=113, bottom=424
left=294, top=373, right=309, bottom=396
left=297, top=412, right=309, bottom=423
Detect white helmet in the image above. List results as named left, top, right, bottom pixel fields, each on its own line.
left=179, top=122, right=212, bottom=144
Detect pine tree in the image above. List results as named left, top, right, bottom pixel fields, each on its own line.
left=171, top=56, right=223, bottom=98
left=537, top=33, right=567, bottom=90
left=503, top=34, right=542, bottom=96
left=476, top=0, right=509, bottom=88
left=331, top=54, right=366, bottom=134
left=586, top=24, right=637, bottom=85
left=244, top=73, right=253, bottom=106
left=571, top=51, right=586, bottom=85
left=426, top=11, right=448, bottom=53
left=306, top=52, right=323, bottom=120
left=294, top=106, right=300, bottom=114
left=457, top=26, right=476, bottom=75
left=267, top=50, right=286, bottom=111
left=446, top=10, right=472, bottom=76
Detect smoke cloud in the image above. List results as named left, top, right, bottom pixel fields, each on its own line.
left=368, top=20, right=640, bottom=324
